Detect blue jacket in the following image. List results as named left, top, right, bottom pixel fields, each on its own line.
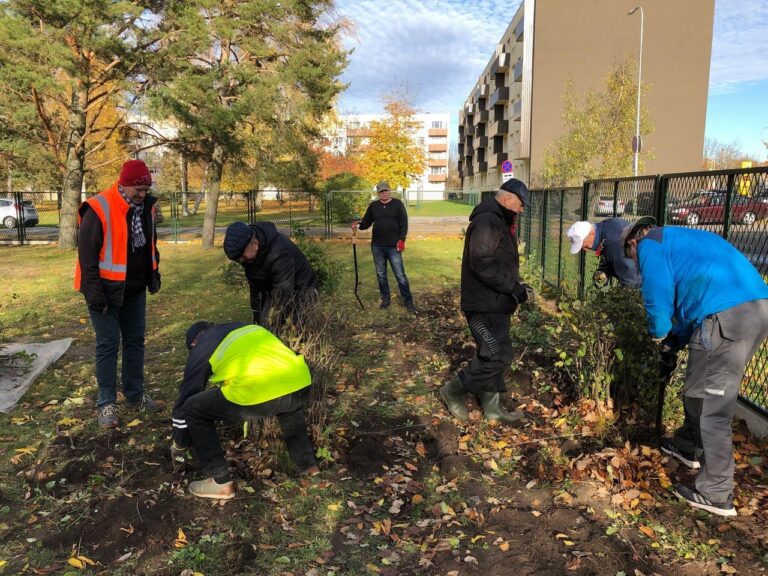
left=592, top=218, right=641, bottom=288
left=637, top=227, right=768, bottom=343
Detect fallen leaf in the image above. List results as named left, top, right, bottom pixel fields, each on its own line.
left=411, top=494, right=424, bottom=505
left=126, top=418, right=143, bottom=428
left=639, top=526, right=655, bottom=538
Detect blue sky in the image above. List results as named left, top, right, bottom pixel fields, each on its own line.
left=335, top=0, right=768, bottom=161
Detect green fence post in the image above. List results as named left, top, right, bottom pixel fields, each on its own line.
left=557, top=189, right=564, bottom=289
left=540, top=190, right=548, bottom=283
left=722, top=173, right=736, bottom=240
left=612, top=180, right=620, bottom=217
left=578, top=181, right=589, bottom=299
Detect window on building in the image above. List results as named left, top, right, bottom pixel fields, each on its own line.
left=431, top=120, right=444, bottom=129
left=430, top=166, right=447, bottom=175
left=428, top=137, right=445, bottom=145
left=416, top=137, right=425, bottom=147
left=430, top=152, right=446, bottom=160
left=348, top=121, right=360, bottom=129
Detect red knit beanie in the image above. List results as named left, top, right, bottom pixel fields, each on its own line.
left=119, top=159, right=152, bottom=187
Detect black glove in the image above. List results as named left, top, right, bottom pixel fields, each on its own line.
left=512, top=282, right=533, bottom=305
left=149, top=271, right=161, bottom=294
left=252, top=309, right=261, bottom=325
left=658, top=335, right=680, bottom=380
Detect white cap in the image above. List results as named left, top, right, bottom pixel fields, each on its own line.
left=566, top=221, right=593, bottom=255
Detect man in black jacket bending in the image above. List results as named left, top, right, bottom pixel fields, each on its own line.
left=223, top=221, right=319, bottom=326
left=439, top=179, right=533, bottom=425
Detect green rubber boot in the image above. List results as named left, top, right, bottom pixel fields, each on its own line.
left=439, top=375, right=469, bottom=421
left=478, top=392, right=524, bottom=426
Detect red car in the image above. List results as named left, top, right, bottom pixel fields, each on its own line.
left=667, top=190, right=767, bottom=226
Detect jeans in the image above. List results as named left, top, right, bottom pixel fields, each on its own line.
left=182, top=387, right=317, bottom=480
left=88, top=290, right=147, bottom=408
left=371, top=244, right=413, bottom=305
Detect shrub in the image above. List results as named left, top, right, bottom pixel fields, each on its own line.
left=322, top=172, right=372, bottom=224
left=291, top=224, right=343, bottom=294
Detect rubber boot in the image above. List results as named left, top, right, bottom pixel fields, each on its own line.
left=439, top=375, right=469, bottom=421
left=478, top=392, right=524, bottom=426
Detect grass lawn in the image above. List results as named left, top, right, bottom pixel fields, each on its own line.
left=0, top=240, right=766, bottom=576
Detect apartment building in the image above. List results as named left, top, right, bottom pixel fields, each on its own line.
left=458, top=0, right=715, bottom=190
left=329, top=113, right=450, bottom=200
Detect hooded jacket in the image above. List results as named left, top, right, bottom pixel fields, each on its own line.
left=460, top=196, right=523, bottom=313
left=241, top=222, right=318, bottom=321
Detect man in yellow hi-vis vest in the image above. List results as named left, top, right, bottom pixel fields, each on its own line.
left=171, top=321, right=319, bottom=499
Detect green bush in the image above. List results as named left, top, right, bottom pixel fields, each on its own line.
left=322, top=172, right=372, bottom=224
left=291, top=224, right=342, bottom=294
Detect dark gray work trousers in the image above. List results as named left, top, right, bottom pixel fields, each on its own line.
left=671, top=298, right=768, bottom=503
left=459, top=312, right=515, bottom=394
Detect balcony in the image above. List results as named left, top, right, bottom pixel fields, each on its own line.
left=466, top=164, right=474, bottom=176
left=473, top=84, right=488, bottom=102
left=429, top=143, right=447, bottom=153
left=347, top=128, right=371, bottom=137
left=428, top=128, right=448, bottom=137
left=490, top=52, right=510, bottom=75
left=474, top=136, right=488, bottom=150
left=511, top=141, right=528, bottom=160
left=476, top=161, right=488, bottom=172
left=513, top=60, right=523, bottom=82
left=428, top=174, right=447, bottom=183
left=491, top=151, right=508, bottom=166
left=474, top=108, right=488, bottom=123
left=511, top=100, right=522, bottom=121
left=489, top=86, right=510, bottom=108
left=492, top=135, right=504, bottom=154
left=488, top=119, right=509, bottom=138
left=458, top=142, right=464, bottom=156
left=428, top=158, right=447, bottom=167
left=464, top=102, right=474, bottom=115
left=474, top=123, right=486, bottom=138
left=514, top=18, right=524, bottom=41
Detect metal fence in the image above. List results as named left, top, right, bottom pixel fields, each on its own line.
left=0, top=188, right=482, bottom=244
left=522, top=166, right=768, bottom=416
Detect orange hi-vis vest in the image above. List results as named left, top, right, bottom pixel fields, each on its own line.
left=74, top=183, right=157, bottom=289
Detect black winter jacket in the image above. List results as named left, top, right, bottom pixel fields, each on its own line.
left=242, top=222, right=318, bottom=323
left=460, top=197, right=522, bottom=313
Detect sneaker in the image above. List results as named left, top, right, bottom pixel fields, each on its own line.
left=125, top=393, right=161, bottom=413
left=379, top=299, right=391, bottom=309
left=188, top=478, right=236, bottom=500
left=97, top=404, right=119, bottom=428
left=660, top=438, right=700, bottom=469
left=673, top=483, right=736, bottom=517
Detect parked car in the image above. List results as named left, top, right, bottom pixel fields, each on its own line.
left=594, top=196, right=625, bottom=216
left=0, top=198, right=39, bottom=228
left=667, top=190, right=767, bottom=226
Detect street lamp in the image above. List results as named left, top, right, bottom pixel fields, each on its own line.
left=628, top=6, right=644, bottom=177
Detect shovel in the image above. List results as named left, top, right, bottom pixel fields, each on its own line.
left=655, top=351, right=677, bottom=446
left=352, top=226, right=364, bottom=310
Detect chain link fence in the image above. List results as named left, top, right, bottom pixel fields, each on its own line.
left=522, top=167, right=768, bottom=416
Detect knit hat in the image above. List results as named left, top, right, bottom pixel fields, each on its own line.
left=567, top=221, right=593, bottom=254
left=499, top=178, right=529, bottom=207
left=119, top=159, right=152, bottom=187
left=186, top=321, right=214, bottom=350
left=223, top=221, right=254, bottom=260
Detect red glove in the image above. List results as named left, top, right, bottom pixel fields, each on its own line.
left=396, top=240, right=405, bottom=252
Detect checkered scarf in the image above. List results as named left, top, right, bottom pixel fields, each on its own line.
left=118, top=186, right=146, bottom=252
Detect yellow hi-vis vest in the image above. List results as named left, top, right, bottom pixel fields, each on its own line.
left=208, top=325, right=311, bottom=406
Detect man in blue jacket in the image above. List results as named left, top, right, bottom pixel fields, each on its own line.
left=567, top=218, right=641, bottom=288
left=623, top=217, right=768, bottom=517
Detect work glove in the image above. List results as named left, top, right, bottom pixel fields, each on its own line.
left=657, top=334, right=680, bottom=380
left=396, top=240, right=405, bottom=252
left=512, top=282, right=534, bottom=306
left=149, top=271, right=161, bottom=294
left=592, top=270, right=608, bottom=289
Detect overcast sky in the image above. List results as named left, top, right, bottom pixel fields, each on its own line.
left=335, top=0, right=768, bottom=160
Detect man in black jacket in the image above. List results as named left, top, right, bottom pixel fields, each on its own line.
left=439, top=179, right=533, bottom=425
left=75, top=159, right=162, bottom=428
left=351, top=181, right=415, bottom=312
left=223, top=221, right=319, bottom=326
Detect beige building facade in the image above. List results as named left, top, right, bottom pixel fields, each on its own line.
left=458, top=0, right=715, bottom=190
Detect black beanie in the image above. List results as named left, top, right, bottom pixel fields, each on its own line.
left=186, top=321, right=214, bottom=350
left=223, top=222, right=253, bottom=260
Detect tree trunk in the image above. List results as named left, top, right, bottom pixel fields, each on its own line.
left=58, top=82, right=88, bottom=249
left=201, top=144, right=224, bottom=249
left=180, top=153, right=189, bottom=217
left=192, top=162, right=208, bottom=215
